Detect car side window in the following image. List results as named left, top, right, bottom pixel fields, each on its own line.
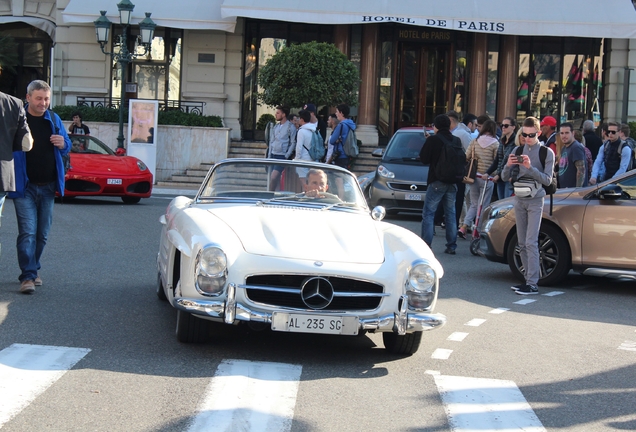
left=616, top=175, right=636, bottom=200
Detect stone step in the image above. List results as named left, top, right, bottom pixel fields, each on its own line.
left=185, top=169, right=209, bottom=177
left=170, top=175, right=206, bottom=183
left=155, top=181, right=200, bottom=190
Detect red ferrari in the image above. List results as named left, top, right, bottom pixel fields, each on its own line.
left=64, top=135, right=153, bottom=204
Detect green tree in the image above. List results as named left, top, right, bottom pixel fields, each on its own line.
left=257, top=41, right=359, bottom=109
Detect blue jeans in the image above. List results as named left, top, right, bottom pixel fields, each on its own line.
left=421, top=181, right=458, bottom=250
left=13, top=182, right=56, bottom=282
left=496, top=179, right=514, bottom=200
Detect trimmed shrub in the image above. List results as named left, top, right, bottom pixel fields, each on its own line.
left=256, top=113, right=276, bottom=130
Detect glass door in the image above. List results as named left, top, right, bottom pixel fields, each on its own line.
left=396, top=43, right=450, bottom=131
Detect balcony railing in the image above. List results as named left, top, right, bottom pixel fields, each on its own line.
left=77, top=96, right=206, bottom=115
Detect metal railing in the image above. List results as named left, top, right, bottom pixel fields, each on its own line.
left=76, top=96, right=206, bottom=115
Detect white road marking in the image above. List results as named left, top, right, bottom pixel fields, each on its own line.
left=489, top=307, right=509, bottom=314
left=0, top=344, right=90, bottom=428
left=514, top=299, right=537, bottom=305
left=618, top=341, right=636, bottom=352
left=431, top=349, right=453, bottom=360
left=542, top=291, right=564, bottom=297
left=465, top=318, right=486, bottom=327
left=188, top=359, right=302, bottom=432
left=447, top=332, right=469, bottom=342
left=434, top=374, right=546, bottom=431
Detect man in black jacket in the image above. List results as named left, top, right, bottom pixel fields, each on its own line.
left=1, top=89, right=33, bottom=257
left=419, top=114, right=463, bottom=254
left=582, top=119, right=604, bottom=160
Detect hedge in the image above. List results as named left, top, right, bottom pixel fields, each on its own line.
left=52, top=105, right=223, bottom=128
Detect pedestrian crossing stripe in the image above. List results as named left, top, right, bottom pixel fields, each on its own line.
left=187, top=359, right=302, bottom=432
left=433, top=374, right=546, bottom=431
left=0, top=343, right=91, bottom=428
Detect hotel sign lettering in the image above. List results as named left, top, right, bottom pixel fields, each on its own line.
left=398, top=29, right=452, bottom=41
left=363, top=16, right=505, bottom=33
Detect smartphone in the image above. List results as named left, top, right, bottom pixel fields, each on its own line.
left=516, top=155, right=524, bottom=163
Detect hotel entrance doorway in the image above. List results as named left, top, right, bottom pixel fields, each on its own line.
left=395, top=43, right=451, bottom=131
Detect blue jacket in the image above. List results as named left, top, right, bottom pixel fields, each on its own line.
left=9, top=108, right=71, bottom=198
left=329, top=119, right=356, bottom=159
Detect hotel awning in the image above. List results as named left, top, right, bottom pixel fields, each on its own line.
left=0, top=16, right=56, bottom=39
left=63, top=0, right=236, bottom=32
left=220, top=0, right=636, bottom=39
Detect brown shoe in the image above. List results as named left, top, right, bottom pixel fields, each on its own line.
left=20, top=280, right=35, bottom=294
left=34, top=276, right=43, bottom=286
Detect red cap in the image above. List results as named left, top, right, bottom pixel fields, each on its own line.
left=540, top=116, right=557, bottom=127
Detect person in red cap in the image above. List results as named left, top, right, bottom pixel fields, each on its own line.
left=540, top=116, right=557, bottom=153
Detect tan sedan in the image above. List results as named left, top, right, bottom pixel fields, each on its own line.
left=478, top=170, right=636, bottom=285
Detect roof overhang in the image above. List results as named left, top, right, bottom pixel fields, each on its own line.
left=221, top=0, right=636, bottom=38
left=63, top=0, right=236, bottom=32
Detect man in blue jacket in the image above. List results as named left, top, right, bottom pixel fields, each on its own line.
left=327, top=104, right=356, bottom=169
left=9, top=80, right=71, bottom=294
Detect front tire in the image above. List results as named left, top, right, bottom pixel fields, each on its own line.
left=156, top=273, right=167, bottom=301
left=122, top=196, right=141, bottom=204
left=175, top=310, right=210, bottom=343
left=470, top=238, right=480, bottom=256
left=383, top=331, right=422, bottom=355
left=506, top=223, right=571, bottom=286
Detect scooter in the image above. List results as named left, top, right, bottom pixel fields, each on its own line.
left=470, top=176, right=494, bottom=256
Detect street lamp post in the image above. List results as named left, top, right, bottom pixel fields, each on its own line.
left=94, top=0, right=156, bottom=150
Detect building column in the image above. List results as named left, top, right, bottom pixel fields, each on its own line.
left=496, top=35, right=519, bottom=121
left=468, top=33, right=488, bottom=116
left=333, top=25, right=350, bottom=57
left=356, top=24, right=379, bottom=145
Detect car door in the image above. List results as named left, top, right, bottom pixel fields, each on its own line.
left=581, top=173, right=636, bottom=267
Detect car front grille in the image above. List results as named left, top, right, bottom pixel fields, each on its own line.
left=244, top=274, right=385, bottom=311
left=387, top=182, right=427, bottom=192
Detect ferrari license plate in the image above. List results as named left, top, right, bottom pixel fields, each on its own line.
left=271, top=312, right=358, bottom=335
left=405, top=193, right=422, bottom=201
left=107, top=178, right=122, bottom=185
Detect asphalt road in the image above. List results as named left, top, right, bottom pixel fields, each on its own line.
left=0, top=196, right=634, bottom=431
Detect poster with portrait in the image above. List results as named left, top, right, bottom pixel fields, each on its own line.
left=127, top=99, right=158, bottom=181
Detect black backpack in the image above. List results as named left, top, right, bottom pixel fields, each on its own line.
left=435, top=134, right=466, bottom=184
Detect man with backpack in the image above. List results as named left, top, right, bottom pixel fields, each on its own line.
left=501, top=117, right=555, bottom=295
left=294, top=109, right=325, bottom=164
left=589, top=122, right=632, bottom=184
left=419, top=114, right=466, bottom=255
left=327, top=104, right=357, bottom=169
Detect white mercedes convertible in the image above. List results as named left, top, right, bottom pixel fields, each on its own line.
left=157, top=159, right=446, bottom=355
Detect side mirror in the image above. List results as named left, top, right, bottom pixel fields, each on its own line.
left=598, top=184, right=623, bottom=200
left=371, top=206, right=386, bottom=221
left=372, top=148, right=384, bottom=157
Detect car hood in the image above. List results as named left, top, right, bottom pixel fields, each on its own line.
left=69, top=154, right=138, bottom=175
left=209, top=206, right=385, bottom=264
left=379, top=160, right=428, bottom=183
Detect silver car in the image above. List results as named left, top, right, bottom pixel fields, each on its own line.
left=364, top=127, right=429, bottom=214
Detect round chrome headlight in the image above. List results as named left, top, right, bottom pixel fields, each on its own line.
left=377, top=164, right=395, bottom=179
left=408, top=264, right=436, bottom=292
left=198, top=247, right=227, bottom=277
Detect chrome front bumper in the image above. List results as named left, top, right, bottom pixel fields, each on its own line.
left=174, top=287, right=446, bottom=334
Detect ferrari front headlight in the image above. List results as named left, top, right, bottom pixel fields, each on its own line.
left=195, top=246, right=227, bottom=296
left=406, top=263, right=437, bottom=310
left=137, top=160, right=148, bottom=171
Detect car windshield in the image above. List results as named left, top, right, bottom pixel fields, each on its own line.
left=69, top=135, right=115, bottom=155
left=383, top=131, right=426, bottom=161
left=198, top=160, right=368, bottom=210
